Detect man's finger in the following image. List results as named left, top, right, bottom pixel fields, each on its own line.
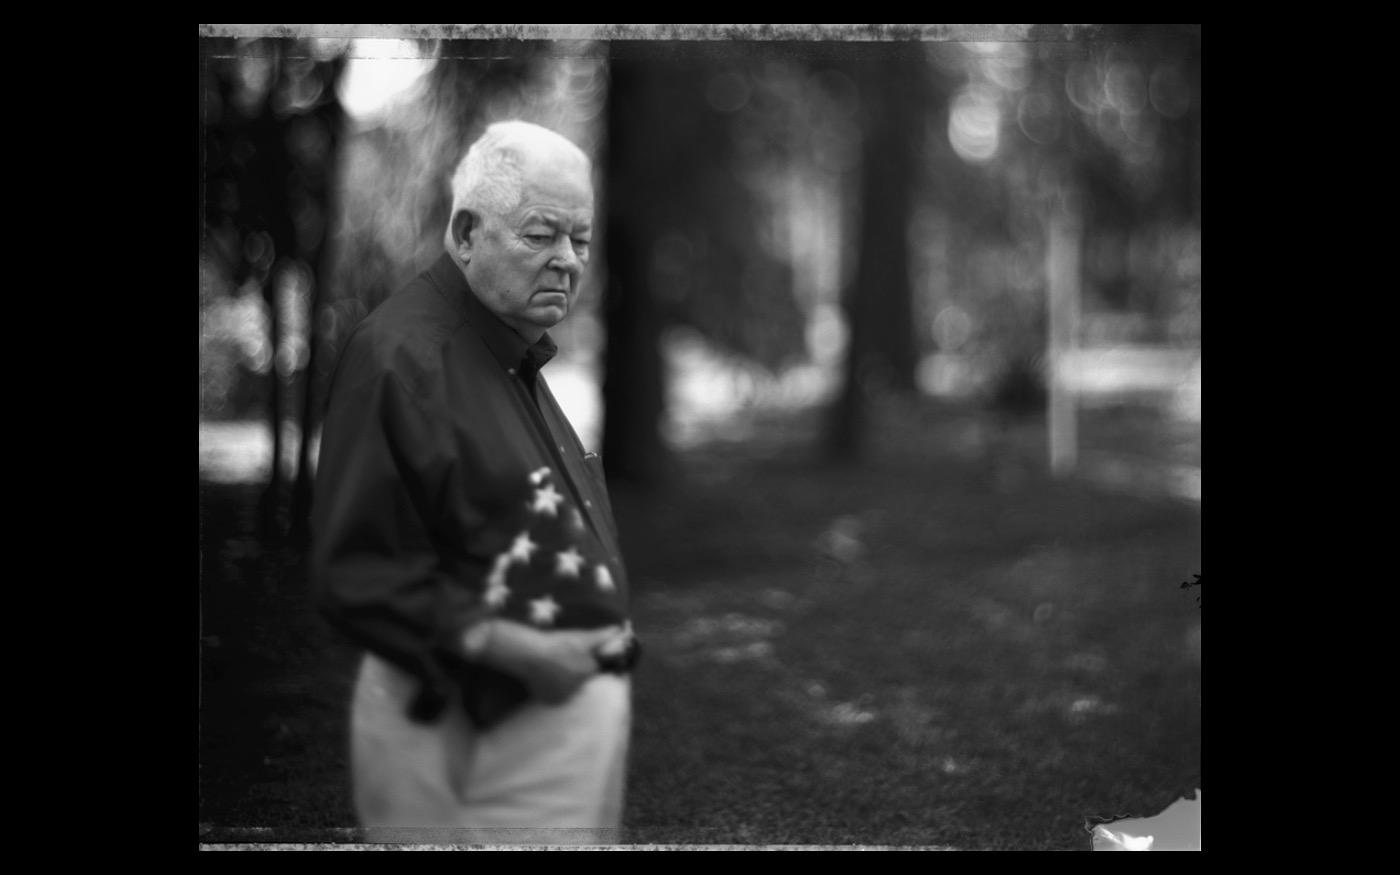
left=587, top=624, right=627, bottom=645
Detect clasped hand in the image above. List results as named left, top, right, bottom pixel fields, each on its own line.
left=479, top=621, right=633, bottom=704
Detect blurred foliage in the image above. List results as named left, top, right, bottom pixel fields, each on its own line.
left=615, top=51, right=809, bottom=373
left=199, top=28, right=1202, bottom=465
left=200, top=38, right=346, bottom=423
left=201, top=37, right=350, bottom=537
left=199, top=259, right=272, bottom=418
left=912, top=26, right=1201, bottom=409
left=603, top=44, right=835, bottom=482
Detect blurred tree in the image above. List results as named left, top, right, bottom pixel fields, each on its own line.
left=1026, top=24, right=1201, bottom=326
left=202, top=37, right=345, bottom=539
left=599, top=49, right=670, bottom=486
left=286, top=54, right=348, bottom=543
left=826, top=42, right=932, bottom=461
left=602, top=42, right=807, bottom=485
left=912, top=25, right=1200, bottom=417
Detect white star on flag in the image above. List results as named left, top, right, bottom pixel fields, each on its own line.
left=531, top=483, right=564, bottom=516
left=594, top=564, right=615, bottom=592
left=486, top=553, right=510, bottom=586
left=555, top=547, right=584, bottom=578
left=485, top=578, right=510, bottom=608
left=529, top=595, right=561, bottom=626
left=508, top=531, right=537, bottom=564
left=484, top=554, right=511, bottom=607
left=529, top=466, right=551, bottom=486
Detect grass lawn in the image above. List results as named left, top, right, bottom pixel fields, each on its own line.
left=198, top=395, right=1201, bottom=850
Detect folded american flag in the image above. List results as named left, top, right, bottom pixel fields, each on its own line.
left=437, top=465, right=638, bottom=729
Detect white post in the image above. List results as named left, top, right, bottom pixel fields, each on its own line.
left=1046, top=189, right=1081, bottom=477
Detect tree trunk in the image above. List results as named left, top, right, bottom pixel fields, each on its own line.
left=260, top=268, right=284, bottom=540
left=826, top=45, right=924, bottom=463
left=289, top=64, right=347, bottom=545
left=600, top=50, right=670, bottom=487
left=253, top=49, right=293, bottom=540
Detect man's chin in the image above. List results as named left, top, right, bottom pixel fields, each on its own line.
left=527, top=304, right=568, bottom=327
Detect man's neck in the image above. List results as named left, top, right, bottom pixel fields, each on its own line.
left=512, top=323, right=547, bottom=345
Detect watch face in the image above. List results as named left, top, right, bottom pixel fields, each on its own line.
left=595, top=633, right=640, bottom=673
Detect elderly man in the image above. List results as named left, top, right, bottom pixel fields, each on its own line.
left=311, top=121, right=638, bottom=845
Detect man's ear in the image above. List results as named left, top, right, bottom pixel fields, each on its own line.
left=450, top=210, right=477, bottom=261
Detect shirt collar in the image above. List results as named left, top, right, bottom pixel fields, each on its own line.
left=427, top=252, right=557, bottom=376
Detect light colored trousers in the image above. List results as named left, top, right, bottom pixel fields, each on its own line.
left=350, top=652, right=632, bottom=846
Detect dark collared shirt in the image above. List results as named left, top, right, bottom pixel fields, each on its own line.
left=311, top=253, right=631, bottom=723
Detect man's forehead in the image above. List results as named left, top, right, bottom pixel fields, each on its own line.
left=518, top=205, right=593, bottom=226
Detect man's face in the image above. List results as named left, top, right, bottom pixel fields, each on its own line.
left=463, top=155, right=594, bottom=339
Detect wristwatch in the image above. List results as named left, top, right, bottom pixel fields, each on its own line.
left=594, top=628, right=641, bottom=674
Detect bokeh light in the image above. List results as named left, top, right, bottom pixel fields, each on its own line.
left=1149, top=63, right=1192, bottom=119
left=932, top=304, right=974, bottom=352
left=336, top=40, right=435, bottom=122
left=806, top=302, right=848, bottom=365
left=949, top=85, right=1002, bottom=163
left=1104, top=61, right=1147, bottom=115
left=1064, top=61, right=1103, bottom=114
left=968, top=40, right=1030, bottom=92
left=1016, top=89, right=1062, bottom=145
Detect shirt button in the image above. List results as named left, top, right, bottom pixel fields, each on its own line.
left=507, top=368, right=516, bottom=375
left=559, top=445, right=566, bottom=453
left=584, top=499, right=593, bottom=508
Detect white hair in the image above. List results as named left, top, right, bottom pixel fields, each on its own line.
left=444, top=121, right=591, bottom=251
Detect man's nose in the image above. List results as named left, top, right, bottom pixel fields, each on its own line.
left=548, top=239, right=582, bottom=275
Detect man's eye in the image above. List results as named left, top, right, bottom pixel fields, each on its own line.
left=525, top=234, right=552, bottom=244
left=573, top=239, right=591, bottom=249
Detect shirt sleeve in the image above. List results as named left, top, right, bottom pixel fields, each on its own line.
left=310, top=358, right=495, bottom=722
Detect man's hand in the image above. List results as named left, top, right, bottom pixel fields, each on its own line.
left=470, top=620, right=626, bottom=705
